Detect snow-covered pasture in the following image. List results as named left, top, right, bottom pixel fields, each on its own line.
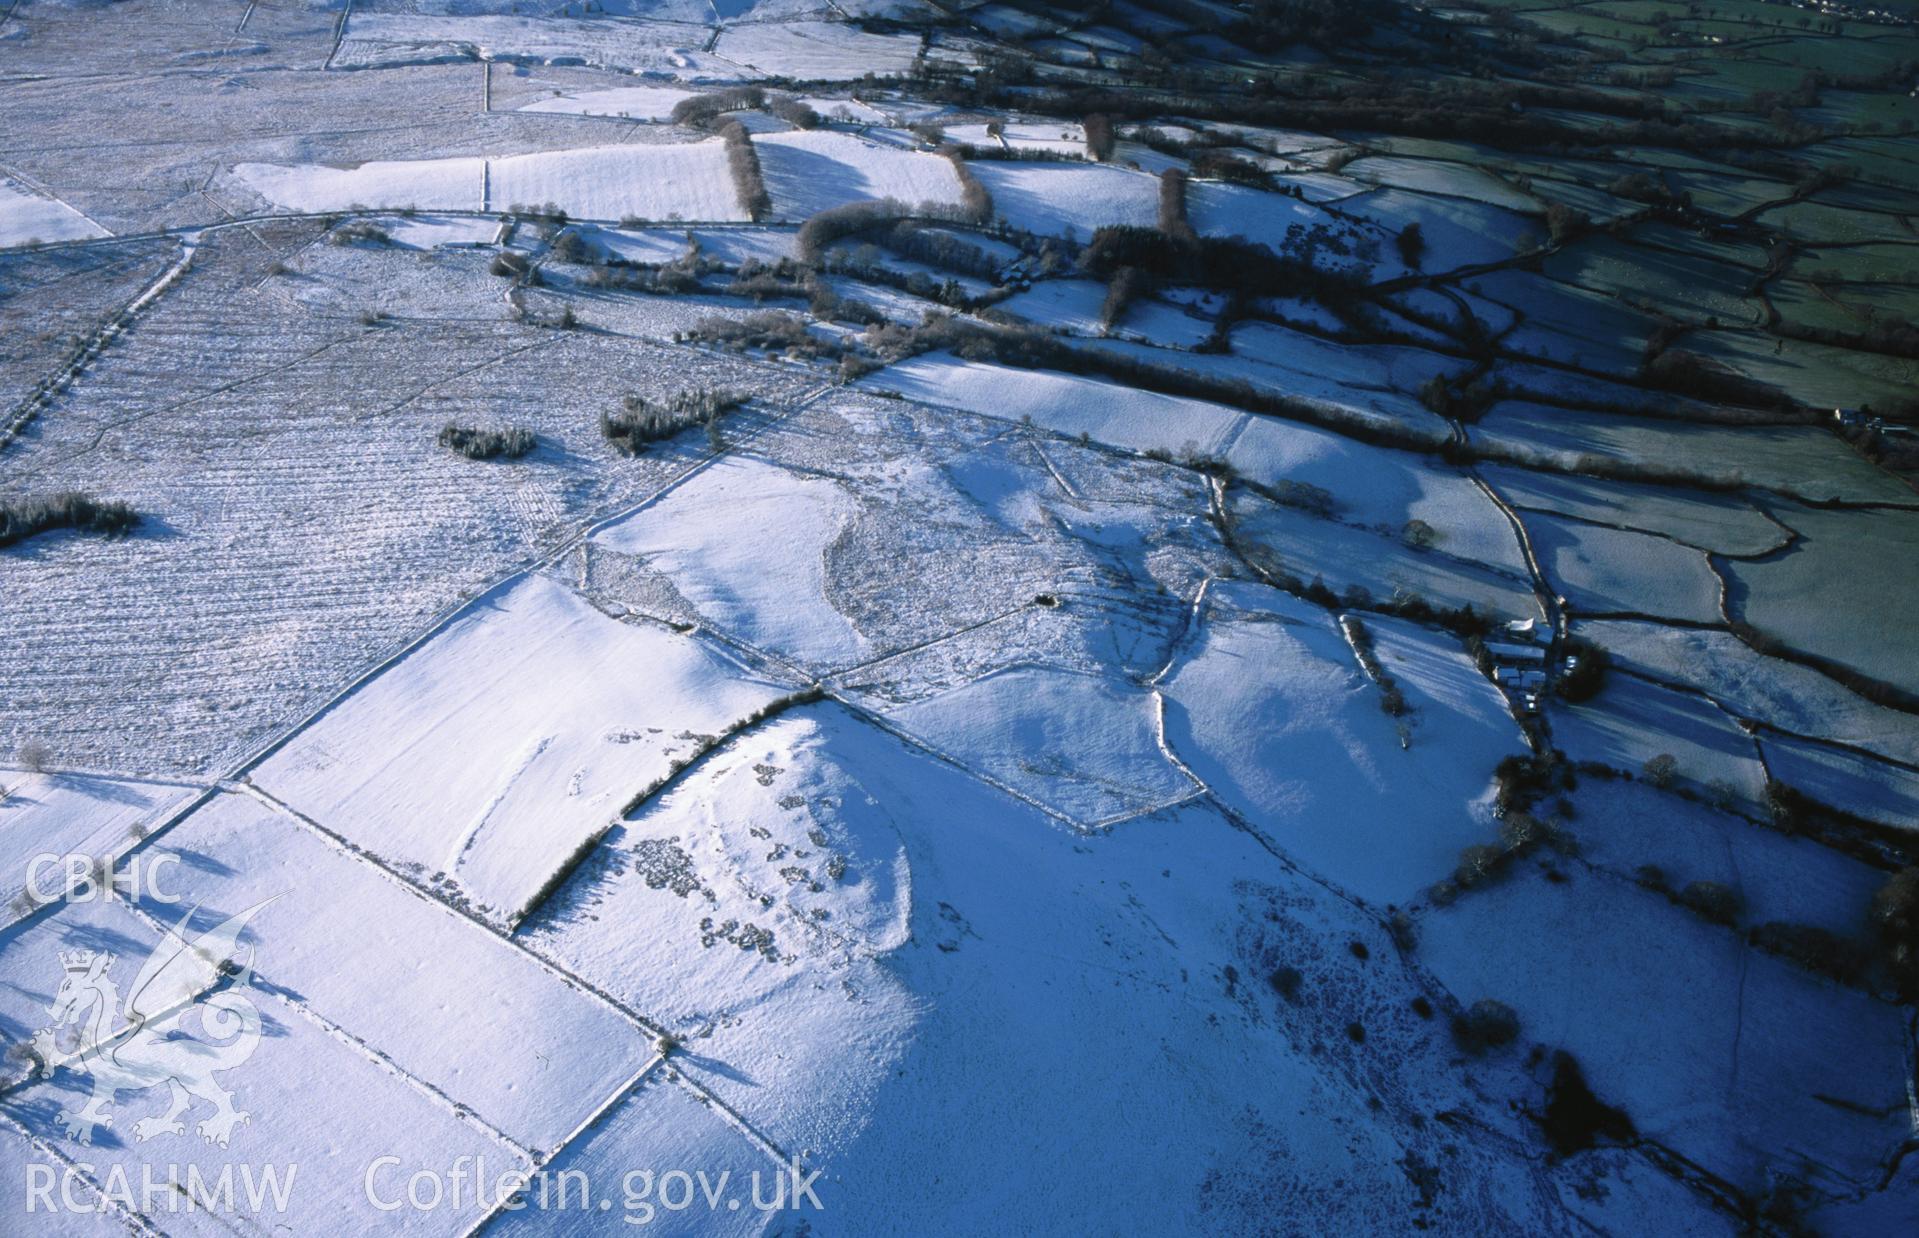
left=1582, top=620, right=1919, bottom=766
left=592, top=454, right=870, bottom=669
left=0, top=773, right=199, bottom=923
left=1550, top=675, right=1769, bottom=801
left=712, top=21, right=923, bottom=81
left=1723, top=504, right=1919, bottom=698
left=1472, top=402, right=1919, bottom=505
left=754, top=130, right=965, bottom=220
left=1526, top=512, right=1724, bottom=622
left=1160, top=584, right=1526, bottom=903
left=235, top=141, right=749, bottom=222
left=0, top=178, right=109, bottom=249
left=1229, top=491, right=1545, bottom=622
left=1483, top=464, right=1790, bottom=557
left=0, top=226, right=817, bottom=776
left=969, top=162, right=1159, bottom=240
left=253, top=574, right=797, bottom=927
left=1419, top=865, right=1910, bottom=1195
left=515, top=82, right=698, bottom=120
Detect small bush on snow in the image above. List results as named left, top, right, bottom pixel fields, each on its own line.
left=0, top=493, right=138, bottom=550
left=1450, top=999, right=1519, bottom=1055
left=438, top=424, right=536, bottom=461
left=601, top=389, right=747, bottom=456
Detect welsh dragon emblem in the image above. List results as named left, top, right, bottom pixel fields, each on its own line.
left=29, top=901, right=274, bottom=1147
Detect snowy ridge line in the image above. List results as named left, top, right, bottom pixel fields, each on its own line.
left=1, top=237, right=193, bottom=455
left=0, top=1109, right=158, bottom=1236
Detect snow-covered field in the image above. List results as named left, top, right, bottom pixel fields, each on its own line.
left=755, top=130, right=964, bottom=219
left=253, top=574, right=796, bottom=927
left=713, top=21, right=922, bottom=81
left=237, top=141, right=748, bottom=222
left=1527, top=512, right=1725, bottom=622
left=516, top=83, right=698, bottom=120
left=0, top=179, right=108, bottom=249
left=971, top=162, right=1160, bottom=240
